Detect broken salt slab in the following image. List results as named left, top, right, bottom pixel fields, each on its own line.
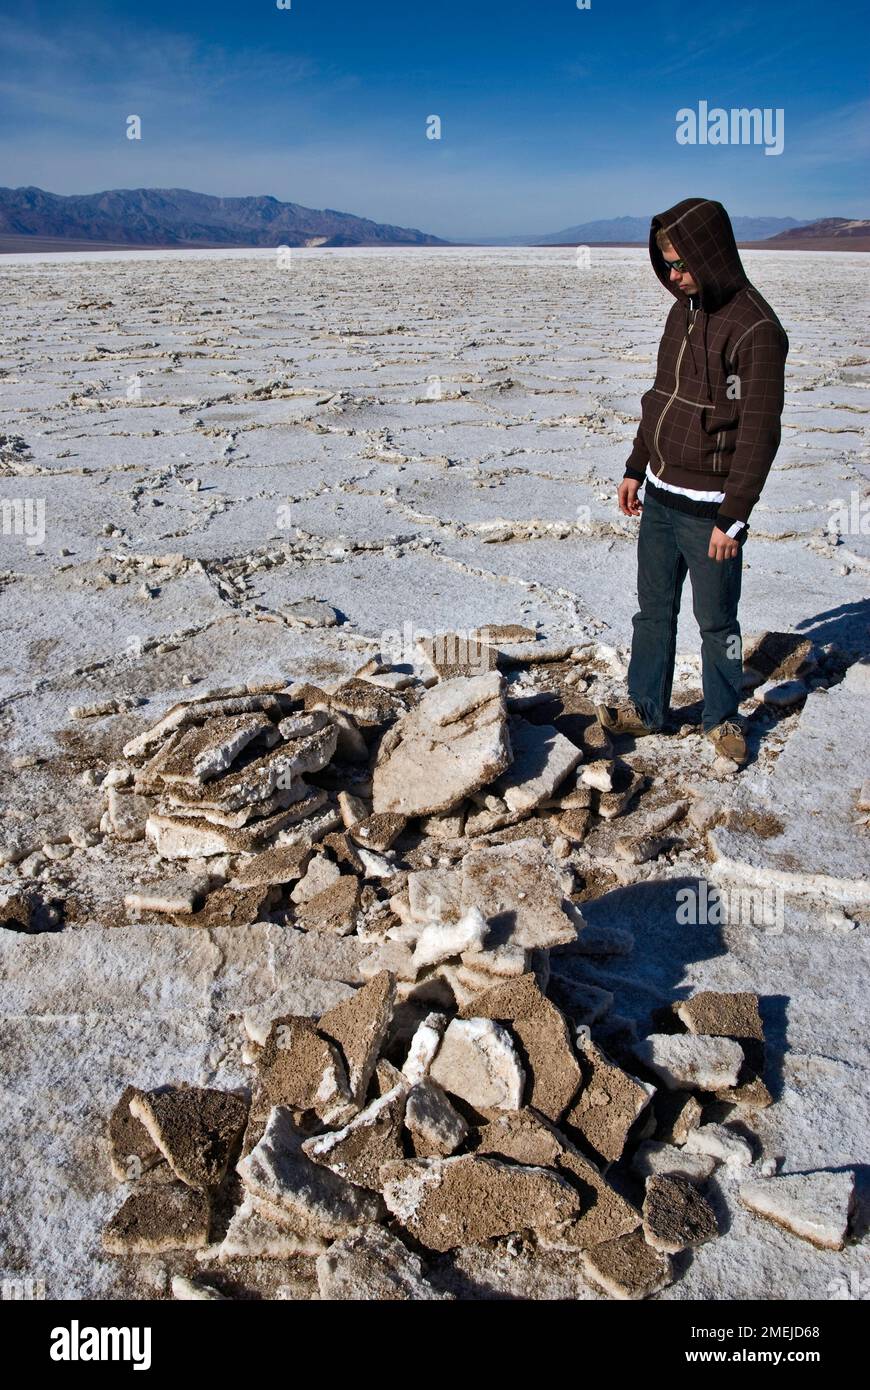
left=380, top=1154, right=581, bottom=1251
left=218, top=1195, right=328, bottom=1260
left=407, top=868, right=462, bottom=924
left=563, top=1040, right=655, bottom=1165
left=317, top=971, right=396, bottom=1106
left=157, top=714, right=277, bottom=785
left=372, top=673, right=510, bottom=817
left=459, top=973, right=581, bottom=1122
left=146, top=793, right=326, bottom=859
left=129, top=1086, right=248, bottom=1190
left=290, top=854, right=342, bottom=904
left=107, top=787, right=152, bottom=842
left=316, top=1224, right=452, bottom=1301
left=256, top=1016, right=353, bottom=1123
left=582, top=1230, right=672, bottom=1300
left=460, top=838, right=576, bottom=949
left=236, top=1106, right=384, bottom=1236
left=412, top=908, right=489, bottom=972
left=642, top=1174, right=719, bottom=1254
left=490, top=719, right=582, bottom=813
left=738, top=1171, right=855, bottom=1250
left=102, top=1182, right=211, bottom=1254
left=632, top=1034, right=744, bottom=1091
left=302, top=1085, right=407, bottom=1190
left=405, top=1079, right=468, bottom=1157
left=171, top=1275, right=227, bottom=1300
left=631, top=1141, right=717, bottom=1184
left=402, top=1011, right=448, bottom=1083
left=684, top=1123, right=753, bottom=1168
left=428, top=1017, right=524, bottom=1111
left=124, top=874, right=209, bottom=915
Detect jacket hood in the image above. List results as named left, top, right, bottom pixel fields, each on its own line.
left=650, top=197, right=749, bottom=312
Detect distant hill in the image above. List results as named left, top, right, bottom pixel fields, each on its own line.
left=766, top=216, right=870, bottom=241
left=0, top=186, right=450, bottom=249
left=533, top=214, right=813, bottom=245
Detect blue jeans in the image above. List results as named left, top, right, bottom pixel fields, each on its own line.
left=627, top=484, right=743, bottom=733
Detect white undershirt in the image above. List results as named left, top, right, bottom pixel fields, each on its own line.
left=644, top=463, right=744, bottom=538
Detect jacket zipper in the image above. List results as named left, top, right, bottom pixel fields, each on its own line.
left=654, top=304, right=698, bottom=476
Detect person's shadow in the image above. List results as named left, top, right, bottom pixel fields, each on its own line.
left=658, top=597, right=870, bottom=763
left=551, top=877, right=790, bottom=1160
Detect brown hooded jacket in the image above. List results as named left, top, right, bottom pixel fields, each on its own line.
left=624, top=197, right=789, bottom=528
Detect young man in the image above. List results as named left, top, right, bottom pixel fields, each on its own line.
left=597, top=197, right=789, bottom=765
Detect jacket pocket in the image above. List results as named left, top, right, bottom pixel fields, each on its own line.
left=701, top=405, right=739, bottom=474
left=701, top=404, right=739, bottom=434
left=633, top=388, right=662, bottom=456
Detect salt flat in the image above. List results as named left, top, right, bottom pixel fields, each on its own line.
left=0, top=246, right=867, bottom=1300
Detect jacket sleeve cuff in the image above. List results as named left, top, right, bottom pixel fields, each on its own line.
left=623, top=466, right=646, bottom=483
left=719, top=493, right=755, bottom=525
left=715, top=513, right=747, bottom=539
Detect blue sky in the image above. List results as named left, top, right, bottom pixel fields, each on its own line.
left=1, top=0, right=867, bottom=237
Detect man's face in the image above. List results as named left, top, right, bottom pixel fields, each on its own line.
left=660, top=240, right=699, bottom=296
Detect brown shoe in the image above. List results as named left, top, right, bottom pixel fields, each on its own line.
left=706, top=720, right=747, bottom=765
left=595, top=700, right=653, bottom=737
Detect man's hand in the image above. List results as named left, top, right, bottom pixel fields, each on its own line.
left=618, top=478, right=643, bottom=517
left=708, top=526, right=739, bottom=562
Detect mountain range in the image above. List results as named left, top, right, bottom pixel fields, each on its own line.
left=0, top=186, right=449, bottom=249
left=532, top=214, right=812, bottom=244
left=0, top=187, right=866, bottom=250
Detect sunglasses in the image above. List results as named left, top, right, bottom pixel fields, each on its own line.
left=663, top=256, right=688, bottom=273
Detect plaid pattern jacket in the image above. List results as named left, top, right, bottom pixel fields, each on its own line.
left=624, top=198, right=789, bottom=527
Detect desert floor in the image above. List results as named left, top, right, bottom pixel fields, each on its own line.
left=0, top=246, right=867, bottom=1300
